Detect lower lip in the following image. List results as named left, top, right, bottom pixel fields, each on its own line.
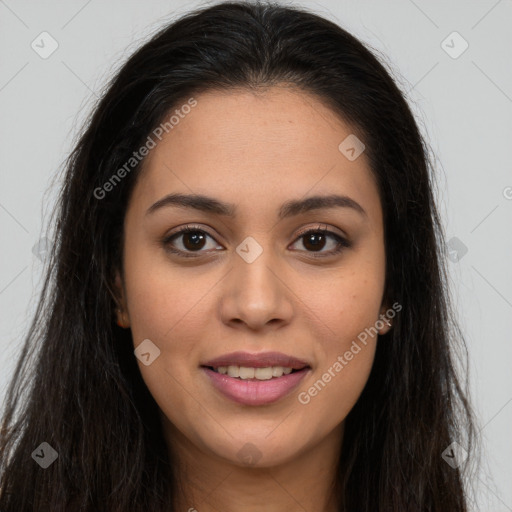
left=201, top=367, right=310, bottom=406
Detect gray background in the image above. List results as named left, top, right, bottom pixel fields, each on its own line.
left=1, top=0, right=511, bottom=509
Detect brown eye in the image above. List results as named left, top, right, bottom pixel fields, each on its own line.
left=291, top=227, right=351, bottom=257
left=302, top=231, right=328, bottom=251
left=180, top=230, right=207, bottom=251
left=163, top=226, right=223, bottom=258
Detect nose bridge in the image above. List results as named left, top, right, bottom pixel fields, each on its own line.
left=234, top=235, right=280, bottom=303
left=221, top=235, right=292, bottom=327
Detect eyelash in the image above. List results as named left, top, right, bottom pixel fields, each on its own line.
left=162, top=224, right=351, bottom=259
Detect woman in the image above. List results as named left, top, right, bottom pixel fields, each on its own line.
left=0, top=1, right=477, bottom=510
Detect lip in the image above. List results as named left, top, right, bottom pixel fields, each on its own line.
left=201, top=366, right=311, bottom=406
left=201, top=351, right=310, bottom=370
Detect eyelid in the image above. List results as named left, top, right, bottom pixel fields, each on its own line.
left=165, top=222, right=346, bottom=241
left=294, top=223, right=347, bottom=240
left=164, top=223, right=219, bottom=241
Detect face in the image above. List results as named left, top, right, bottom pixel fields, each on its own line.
left=115, top=85, right=391, bottom=468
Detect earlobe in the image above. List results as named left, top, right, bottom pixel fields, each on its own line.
left=377, top=305, right=393, bottom=335
left=115, top=309, right=130, bottom=328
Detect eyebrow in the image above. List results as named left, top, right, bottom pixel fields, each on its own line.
left=146, top=192, right=367, bottom=220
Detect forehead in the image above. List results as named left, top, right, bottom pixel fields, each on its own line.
left=130, top=86, right=382, bottom=226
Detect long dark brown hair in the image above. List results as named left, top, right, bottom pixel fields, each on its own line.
left=0, top=1, right=477, bottom=510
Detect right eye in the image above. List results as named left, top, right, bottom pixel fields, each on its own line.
left=162, top=225, right=224, bottom=258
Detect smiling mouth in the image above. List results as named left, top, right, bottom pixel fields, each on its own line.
left=203, top=365, right=306, bottom=380
left=200, top=364, right=311, bottom=406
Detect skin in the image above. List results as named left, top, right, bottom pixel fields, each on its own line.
left=115, top=85, right=392, bottom=512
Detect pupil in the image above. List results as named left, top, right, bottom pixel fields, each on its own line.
left=304, top=233, right=325, bottom=251
left=183, top=232, right=205, bottom=251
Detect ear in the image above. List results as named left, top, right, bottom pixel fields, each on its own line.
left=113, top=270, right=131, bottom=329
left=377, top=303, right=393, bottom=335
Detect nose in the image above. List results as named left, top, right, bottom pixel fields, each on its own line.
left=219, top=248, right=294, bottom=331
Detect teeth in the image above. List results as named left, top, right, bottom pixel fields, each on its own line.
left=214, top=365, right=295, bottom=379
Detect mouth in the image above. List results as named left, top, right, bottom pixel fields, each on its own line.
left=200, top=350, right=311, bottom=373
left=202, top=365, right=306, bottom=380
left=200, top=363, right=311, bottom=406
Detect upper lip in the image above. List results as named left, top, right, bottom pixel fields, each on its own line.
left=201, top=351, right=311, bottom=370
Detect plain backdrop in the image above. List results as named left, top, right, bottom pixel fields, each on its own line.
left=1, top=0, right=511, bottom=510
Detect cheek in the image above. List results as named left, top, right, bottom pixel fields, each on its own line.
left=122, top=247, right=216, bottom=392
left=297, top=308, right=379, bottom=431
left=303, top=262, right=385, bottom=349
left=294, top=259, right=384, bottom=420
left=304, top=342, right=377, bottom=433
left=122, top=260, right=210, bottom=433
left=122, top=244, right=213, bottom=343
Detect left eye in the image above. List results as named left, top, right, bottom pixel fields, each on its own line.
left=291, top=227, right=350, bottom=256
left=163, top=225, right=350, bottom=258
